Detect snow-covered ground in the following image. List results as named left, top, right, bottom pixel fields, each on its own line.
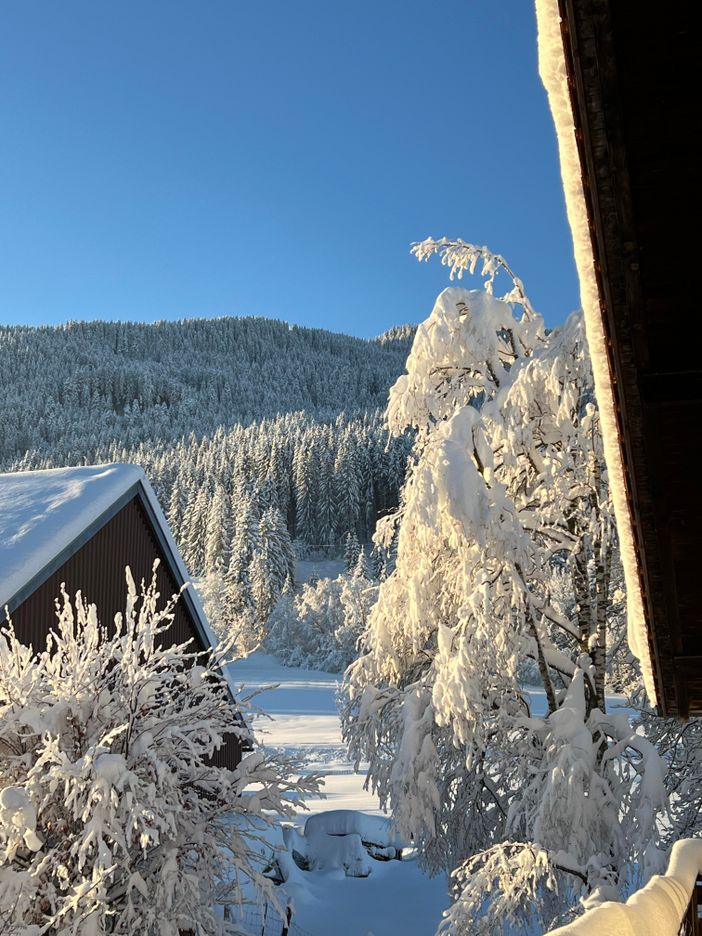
left=228, top=653, right=449, bottom=936
left=295, top=558, right=345, bottom=587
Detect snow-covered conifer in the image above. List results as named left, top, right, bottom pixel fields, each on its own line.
left=343, top=531, right=361, bottom=573
left=293, top=446, right=316, bottom=544
left=352, top=546, right=373, bottom=581
left=334, top=441, right=361, bottom=540
left=204, top=482, right=231, bottom=575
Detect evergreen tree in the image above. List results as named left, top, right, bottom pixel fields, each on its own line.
left=315, top=442, right=335, bottom=546
left=204, top=482, right=231, bottom=575
left=293, top=445, right=316, bottom=544
left=343, top=531, right=361, bottom=573
left=253, top=506, right=296, bottom=623
left=334, top=441, right=361, bottom=539
left=352, top=545, right=373, bottom=581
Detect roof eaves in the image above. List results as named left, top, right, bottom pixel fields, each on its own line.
left=132, top=478, right=240, bottom=703
left=2, top=481, right=143, bottom=615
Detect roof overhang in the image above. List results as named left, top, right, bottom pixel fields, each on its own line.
left=536, top=0, right=699, bottom=716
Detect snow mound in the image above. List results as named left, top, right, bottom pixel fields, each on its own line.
left=303, top=810, right=404, bottom=850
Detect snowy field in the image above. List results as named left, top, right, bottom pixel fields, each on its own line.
left=228, top=653, right=449, bottom=936
left=295, top=558, right=345, bottom=586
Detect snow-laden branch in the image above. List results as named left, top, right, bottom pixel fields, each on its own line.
left=0, top=568, right=321, bottom=933
left=411, top=237, right=538, bottom=320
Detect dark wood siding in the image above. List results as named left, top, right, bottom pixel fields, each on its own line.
left=558, top=0, right=699, bottom=716
left=5, top=496, right=241, bottom=768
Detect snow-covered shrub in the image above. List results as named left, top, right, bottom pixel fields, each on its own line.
left=0, top=567, right=317, bottom=935
left=266, top=571, right=378, bottom=673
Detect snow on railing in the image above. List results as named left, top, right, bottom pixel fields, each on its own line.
left=546, top=840, right=702, bottom=935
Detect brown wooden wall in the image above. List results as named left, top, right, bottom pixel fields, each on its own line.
left=5, top=496, right=241, bottom=769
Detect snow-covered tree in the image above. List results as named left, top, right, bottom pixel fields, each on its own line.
left=343, top=531, right=361, bottom=574
left=338, top=572, right=378, bottom=660
left=293, top=445, right=316, bottom=544
left=334, top=441, right=361, bottom=541
left=204, top=482, right=232, bottom=575
left=266, top=570, right=377, bottom=674
left=221, top=489, right=261, bottom=650
left=255, top=506, right=296, bottom=619
left=631, top=700, right=702, bottom=849
left=342, top=241, right=668, bottom=933
left=315, top=443, right=336, bottom=547
left=0, top=567, right=317, bottom=935
left=351, top=546, right=373, bottom=581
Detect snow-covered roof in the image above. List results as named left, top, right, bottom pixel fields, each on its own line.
left=535, top=0, right=656, bottom=706
left=0, top=464, right=233, bottom=695
left=0, top=464, right=143, bottom=610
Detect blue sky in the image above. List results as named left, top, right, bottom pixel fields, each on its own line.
left=0, top=1, right=578, bottom=337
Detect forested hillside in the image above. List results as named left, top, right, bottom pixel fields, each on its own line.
left=0, top=316, right=414, bottom=636
left=0, top=316, right=413, bottom=462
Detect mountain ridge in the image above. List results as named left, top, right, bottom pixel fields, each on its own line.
left=0, top=314, right=416, bottom=468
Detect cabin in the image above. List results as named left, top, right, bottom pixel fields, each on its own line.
left=0, top=463, right=242, bottom=770
left=536, top=0, right=699, bottom=932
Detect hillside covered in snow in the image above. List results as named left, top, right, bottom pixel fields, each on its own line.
left=0, top=316, right=414, bottom=464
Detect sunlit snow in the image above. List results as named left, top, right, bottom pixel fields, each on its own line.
left=228, top=652, right=449, bottom=936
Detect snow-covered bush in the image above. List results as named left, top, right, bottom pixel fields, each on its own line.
left=266, top=570, right=378, bottom=673
left=342, top=242, right=668, bottom=934
left=0, top=567, right=317, bottom=935
left=633, top=702, right=702, bottom=848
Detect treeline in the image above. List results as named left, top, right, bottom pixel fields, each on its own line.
left=0, top=315, right=414, bottom=461
left=7, top=410, right=412, bottom=576
left=155, top=410, right=411, bottom=572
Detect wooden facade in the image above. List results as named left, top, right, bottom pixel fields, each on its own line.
left=557, top=0, right=700, bottom=717
left=3, top=481, right=242, bottom=770
left=9, top=496, right=196, bottom=650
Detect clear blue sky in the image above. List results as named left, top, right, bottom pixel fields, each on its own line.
left=0, top=0, right=578, bottom=337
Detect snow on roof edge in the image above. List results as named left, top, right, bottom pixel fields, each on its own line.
left=0, top=463, right=237, bottom=700
left=0, top=464, right=144, bottom=611
left=535, top=0, right=657, bottom=705
left=135, top=473, right=239, bottom=700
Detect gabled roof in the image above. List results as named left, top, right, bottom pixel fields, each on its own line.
left=0, top=464, right=141, bottom=610
left=0, top=464, right=236, bottom=698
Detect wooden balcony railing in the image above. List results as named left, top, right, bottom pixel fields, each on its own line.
left=679, top=872, right=702, bottom=936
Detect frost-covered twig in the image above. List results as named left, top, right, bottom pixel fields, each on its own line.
left=0, top=567, right=321, bottom=934
left=411, top=237, right=537, bottom=319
